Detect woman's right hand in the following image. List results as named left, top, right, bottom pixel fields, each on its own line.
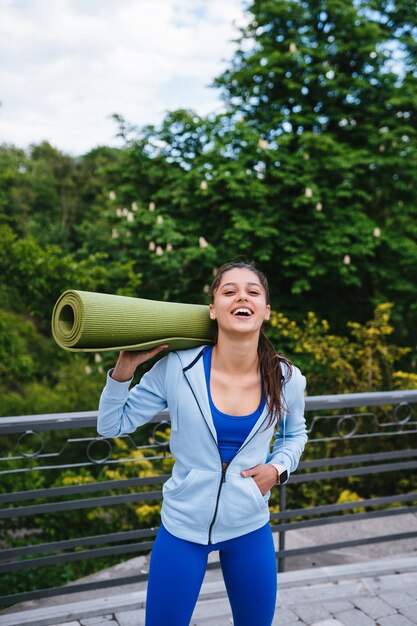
left=110, top=344, right=169, bottom=382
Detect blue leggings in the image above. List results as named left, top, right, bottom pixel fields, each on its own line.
left=145, top=523, right=277, bottom=626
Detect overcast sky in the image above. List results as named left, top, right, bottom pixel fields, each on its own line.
left=0, top=0, right=246, bottom=156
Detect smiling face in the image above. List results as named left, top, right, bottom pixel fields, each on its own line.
left=209, top=267, right=271, bottom=336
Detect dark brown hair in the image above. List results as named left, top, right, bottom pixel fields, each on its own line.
left=210, top=261, right=292, bottom=426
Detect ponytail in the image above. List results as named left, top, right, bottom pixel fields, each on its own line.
left=258, top=327, right=292, bottom=427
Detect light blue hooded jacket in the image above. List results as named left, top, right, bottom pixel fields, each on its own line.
left=97, top=346, right=307, bottom=545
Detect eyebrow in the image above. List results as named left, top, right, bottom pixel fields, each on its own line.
left=221, top=282, right=262, bottom=289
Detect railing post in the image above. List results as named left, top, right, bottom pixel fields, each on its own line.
left=278, top=483, right=286, bottom=573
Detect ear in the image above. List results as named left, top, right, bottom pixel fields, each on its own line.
left=264, top=304, right=271, bottom=321
left=209, top=303, right=216, bottom=320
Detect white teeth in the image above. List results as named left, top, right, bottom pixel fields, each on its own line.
left=233, top=308, right=252, bottom=316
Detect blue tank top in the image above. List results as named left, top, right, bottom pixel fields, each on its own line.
left=203, top=346, right=265, bottom=463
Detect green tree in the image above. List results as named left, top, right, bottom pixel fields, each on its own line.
left=0, top=225, right=143, bottom=330
left=214, top=0, right=417, bottom=340
left=0, top=145, right=34, bottom=236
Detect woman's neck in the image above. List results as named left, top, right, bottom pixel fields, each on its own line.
left=212, top=332, right=260, bottom=375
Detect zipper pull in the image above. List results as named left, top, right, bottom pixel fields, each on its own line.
left=222, top=468, right=226, bottom=483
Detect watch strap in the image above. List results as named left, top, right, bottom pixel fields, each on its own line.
left=269, top=462, right=288, bottom=485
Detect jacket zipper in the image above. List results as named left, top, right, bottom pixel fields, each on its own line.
left=208, top=411, right=272, bottom=542
left=207, top=465, right=227, bottom=544
left=183, top=368, right=272, bottom=543
left=183, top=372, right=225, bottom=543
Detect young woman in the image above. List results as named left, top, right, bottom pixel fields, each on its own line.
left=97, top=261, right=307, bottom=626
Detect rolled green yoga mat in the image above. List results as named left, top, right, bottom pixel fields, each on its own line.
left=52, top=290, right=215, bottom=352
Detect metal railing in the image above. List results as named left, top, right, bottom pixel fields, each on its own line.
left=1, top=389, right=416, bottom=607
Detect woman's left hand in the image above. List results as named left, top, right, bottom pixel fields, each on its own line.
left=241, top=464, right=278, bottom=495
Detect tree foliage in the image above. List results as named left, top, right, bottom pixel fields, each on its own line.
left=214, top=0, right=417, bottom=334
left=1, top=0, right=416, bottom=414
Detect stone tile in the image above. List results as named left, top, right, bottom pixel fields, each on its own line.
left=368, top=575, right=417, bottom=594
left=272, top=621, right=304, bottom=626
left=191, top=618, right=232, bottom=625
left=399, top=604, right=417, bottom=624
left=81, top=618, right=115, bottom=625
left=280, top=581, right=363, bottom=606
left=114, top=609, right=145, bottom=626
left=378, top=615, right=416, bottom=626
left=273, top=607, right=299, bottom=623
left=50, top=622, right=81, bottom=626
left=323, top=600, right=355, bottom=614
left=334, top=609, right=375, bottom=626
left=407, top=587, right=417, bottom=601
left=311, top=621, right=345, bottom=626
left=191, top=596, right=231, bottom=621
left=292, top=602, right=332, bottom=623
left=384, top=592, right=417, bottom=609
left=352, top=596, right=397, bottom=619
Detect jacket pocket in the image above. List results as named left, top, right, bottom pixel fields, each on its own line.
left=162, top=469, right=219, bottom=533
left=162, top=468, right=200, bottom=497
left=215, top=472, right=268, bottom=530
left=248, top=476, right=269, bottom=509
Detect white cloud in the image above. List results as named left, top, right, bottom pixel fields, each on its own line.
left=0, top=0, right=246, bottom=155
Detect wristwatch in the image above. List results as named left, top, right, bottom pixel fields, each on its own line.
left=269, top=463, right=288, bottom=485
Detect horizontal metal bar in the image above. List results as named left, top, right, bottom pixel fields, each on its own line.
left=0, top=527, right=158, bottom=561
left=291, top=459, right=417, bottom=483
left=272, top=504, right=417, bottom=532
left=0, top=490, right=162, bottom=520
left=0, top=454, right=173, bottom=476
left=305, top=390, right=417, bottom=410
left=3, top=503, right=415, bottom=564
left=0, top=572, right=149, bottom=607
left=0, top=411, right=168, bottom=434
left=0, top=475, right=169, bottom=505
left=308, top=429, right=417, bottom=444
left=2, top=441, right=415, bottom=480
left=298, top=449, right=417, bottom=470
left=0, top=540, right=155, bottom=573
left=1, top=389, right=416, bottom=433
left=276, top=531, right=417, bottom=558
left=271, top=492, right=417, bottom=520
left=0, top=562, right=221, bottom=608
left=1, top=526, right=416, bottom=604
left=2, top=462, right=415, bottom=519
left=3, top=450, right=415, bottom=495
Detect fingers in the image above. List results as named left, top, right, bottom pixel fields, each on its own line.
left=241, top=466, right=258, bottom=478
left=241, top=464, right=278, bottom=495
left=148, top=343, right=169, bottom=356
left=132, top=343, right=170, bottom=366
left=112, top=344, right=169, bottom=382
left=121, top=343, right=169, bottom=362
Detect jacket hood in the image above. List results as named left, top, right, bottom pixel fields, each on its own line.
left=174, top=345, right=209, bottom=369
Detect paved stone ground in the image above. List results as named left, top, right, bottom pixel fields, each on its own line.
left=1, top=556, right=416, bottom=626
